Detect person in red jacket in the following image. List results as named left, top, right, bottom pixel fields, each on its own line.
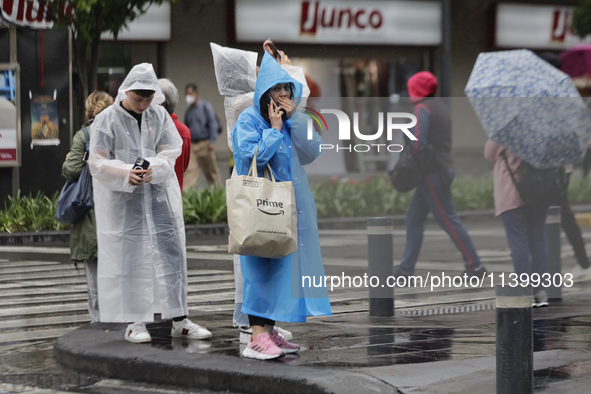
left=158, top=78, right=191, bottom=192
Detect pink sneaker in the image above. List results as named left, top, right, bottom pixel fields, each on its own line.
left=271, top=329, right=300, bottom=354
left=242, top=332, right=284, bottom=360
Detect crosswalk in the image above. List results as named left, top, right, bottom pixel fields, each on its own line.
left=2, top=235, right=585, bottom=348
left=0, top=252, right=390, bottom=347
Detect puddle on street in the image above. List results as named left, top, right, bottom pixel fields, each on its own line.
left=143, top=314, right=591, bottom=369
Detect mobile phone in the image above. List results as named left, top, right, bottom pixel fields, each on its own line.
left=268, top=92, right=277, bottom=106
left=267, top=41, right=281, bottom=60
left=133, top=157, right=150, bottom=178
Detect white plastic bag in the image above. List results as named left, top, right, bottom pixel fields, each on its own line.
left=210, top=42, right=257, bottom=97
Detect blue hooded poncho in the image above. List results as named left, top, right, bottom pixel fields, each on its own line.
left=231, top=52, right=332, bottom=322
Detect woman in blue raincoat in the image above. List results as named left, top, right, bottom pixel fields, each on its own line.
left=232, top=52, right=332, bottom=360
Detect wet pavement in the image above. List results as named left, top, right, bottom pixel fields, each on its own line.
left=3, top=216, right=591, bottom=392
left=142, top=292, right=591, bottom=370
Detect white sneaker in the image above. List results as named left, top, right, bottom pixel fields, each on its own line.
left=124, top=323, right=151, bottom=343
left=239, top=326, right=252, bottom=344
left=276, top=326, right=293, bottom=341
left=533, top=290, right=549, bottom=308
left=239, top=326, right=293, bottom=344
left=571, top=265, right=591, bottom=282
left=171, top=318, right=212, bottom=340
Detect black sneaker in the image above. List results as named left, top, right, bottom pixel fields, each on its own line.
left=464, top=265, right=487, bottom=277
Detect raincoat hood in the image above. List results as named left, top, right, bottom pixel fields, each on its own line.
left=408, top=71, right=438, bottom=103
left=253, top=52, right=303, bottom=113
left=116, top=63, right=165, bottom=106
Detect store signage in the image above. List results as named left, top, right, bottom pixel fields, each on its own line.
left=0, top=0, right=72, bottom=29
left=496, top=3, right=591, bottom=49
left=0, top=0, right=170, bottom=41
left=235, top=0, right=441, bottom=45
left=101, top=1, right=171, bottom=41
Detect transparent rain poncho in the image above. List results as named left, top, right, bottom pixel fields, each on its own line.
left=88, top=63, right=187, bottom=323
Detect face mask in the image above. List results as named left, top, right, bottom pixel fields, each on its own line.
left=185, top=94, right=195, bottom=105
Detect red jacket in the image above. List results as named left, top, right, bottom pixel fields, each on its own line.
left=171, top=113, right=191, bottom=192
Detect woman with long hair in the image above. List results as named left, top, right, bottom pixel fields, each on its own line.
left=62, top=90, right=114, bottom=322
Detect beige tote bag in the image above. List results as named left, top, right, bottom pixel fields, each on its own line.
left=226, top=147, right=298, bottom=258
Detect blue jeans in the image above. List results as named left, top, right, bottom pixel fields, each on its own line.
left=398, top=168, right=482, bottom=273
left=501, top=205, right=548, bottom=294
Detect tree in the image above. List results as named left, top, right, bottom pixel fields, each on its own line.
left=48, top=0, right=166, bottom=123
left=572, top=0, right=591, bottom=39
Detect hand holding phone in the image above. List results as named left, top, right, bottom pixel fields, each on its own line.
left=133, top=157, right=150, bottom=178
left=129, top=157, right=151, bottom=186
left=263, top=39, right=281, bottom=61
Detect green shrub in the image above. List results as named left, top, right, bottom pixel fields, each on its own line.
left=2, top=174, right=591, bottom=233
left=0, top=191, right=68, bottom=233
left=567, top=177, right=591, bottom=204
left=182, top=186, right=227, bottom=225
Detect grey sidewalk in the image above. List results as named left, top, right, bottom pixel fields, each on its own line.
left=53, top=286, right=591, bottom=394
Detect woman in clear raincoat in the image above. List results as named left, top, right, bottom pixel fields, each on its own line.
left=231, top=52, right=331, bottom=360
left=89, top=63, right=211, bottom=343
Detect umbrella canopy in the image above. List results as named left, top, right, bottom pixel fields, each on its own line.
left=560, top=44, right=591, bottom=78
left=465, top=49, right=591, bottom=169
left=560, top=44, right=591, bottom=89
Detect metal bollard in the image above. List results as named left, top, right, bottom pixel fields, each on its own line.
left=496, top=285, right=533, bottom=394
left=367, top=217, right=394, bottom=317
left=545, top=205, right=562, bottom=301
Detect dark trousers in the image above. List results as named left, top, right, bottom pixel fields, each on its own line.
left=249, top=315, right=275, bottom=327
left=561, top=174, right=589, bottom=268
left=501, top=205, right=549, bottom=293
left=398, top=168, right=482, bottom=273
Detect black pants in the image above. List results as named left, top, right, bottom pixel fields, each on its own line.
left=561, top=174, right=590, bottom=268
left=249, top=315, right=275, bottom=327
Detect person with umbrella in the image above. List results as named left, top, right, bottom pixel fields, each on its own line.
left=540, top=52, right=591, bottom=275
left=484, top=140, right=550, bottom=307
left=467, top=49, right=591, bottom=306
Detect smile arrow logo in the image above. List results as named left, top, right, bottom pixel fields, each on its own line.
left=258, top=208, right=285, bottom=216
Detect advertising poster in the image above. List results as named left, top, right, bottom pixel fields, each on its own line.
left=30, top=93, right=59, bottom=147
left=0, top=69, right=18, bottom=165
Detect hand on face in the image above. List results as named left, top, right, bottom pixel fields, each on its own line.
left=277, top=96, right=296, bottom=119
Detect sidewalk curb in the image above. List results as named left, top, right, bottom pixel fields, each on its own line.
left=53, top=324, right=399, bottom=394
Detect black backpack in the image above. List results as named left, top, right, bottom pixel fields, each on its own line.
left=501, top=152, right=565, bottom=209
left=388, top=143, right=442, bottom=193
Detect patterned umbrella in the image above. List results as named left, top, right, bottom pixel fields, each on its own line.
left=465, top=49, right=591, bottom=169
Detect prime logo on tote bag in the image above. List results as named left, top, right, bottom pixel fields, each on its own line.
left=226, top=147, right=297, bottom=258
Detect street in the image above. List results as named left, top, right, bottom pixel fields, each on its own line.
left=1, top=215, right=591, bottom=393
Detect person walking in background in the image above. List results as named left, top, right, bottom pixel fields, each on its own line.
left=89, top=63, right=212, bottom=343
left=158, top=78, right=191, bottom=192
left=184, top=83, right=222, bottom=188
left=231, top=52, right=332, bottom=360
left=484, top=139, right=549, bottom=307
left=394, top=72, right=486, bottom=280
left=539, top=52, right=591, bottom=277
left=62, top=90, right=114, bottom=322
